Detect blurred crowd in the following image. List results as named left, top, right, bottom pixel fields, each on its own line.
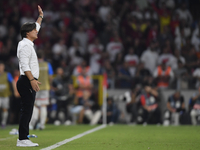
left=1, top=0, right=200, bottom=126
left=0, top=0, right=200, bottom=89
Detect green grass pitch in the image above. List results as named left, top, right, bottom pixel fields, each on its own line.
left=0, top=125, right=200, bottom=150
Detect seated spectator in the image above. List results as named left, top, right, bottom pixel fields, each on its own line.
left=126, top=85, right=142, bottom=124
left=190, top=87, right=200, bottom=125
left=140, top=84, right=161, bottom=125
left=163, top=91, right=185, bottom=126
left=124, top=47, right=139, bottom=77
left=107, top=97, right=120, bottom=125
left=153, top=61, right=174, bottom=89
left=51, top=68, right=73, bottom=125
left=78, top=91, right=101, bottom=125
left=76, top=67, right=93, bottom=98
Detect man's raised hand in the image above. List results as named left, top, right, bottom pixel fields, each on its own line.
left=38, top=5, right=43, bottom=16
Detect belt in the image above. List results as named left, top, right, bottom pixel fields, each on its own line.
left=20, top=75, right=38, bottom=80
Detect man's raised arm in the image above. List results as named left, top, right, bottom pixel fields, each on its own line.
left=36, top=5, right=43, bottom=26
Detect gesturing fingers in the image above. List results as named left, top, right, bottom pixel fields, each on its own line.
left=38, top=5, right=43, bottom=14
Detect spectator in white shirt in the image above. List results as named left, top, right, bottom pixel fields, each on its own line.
left=106, top=35, right=123, bottom=62
left=73, top=25, right=88, bottom=51
left=124, top=47, right=139, bottom=77
left=193, top=67, right=200, bottom=88
left=98, top=0, right=111, bottom=22
left=88, top=38, right=104, bottom=55
left=158, top=47, right=174, bottom=68
left=176, top=3, right=193, bottom=24
left=174, top=28, right=186, bottom=50
left=141, top=41, right=159, bottom=74
left=16, top=6, right=43, bottom=147
left=88, top=38, right=104, bottom=74
left=171, top=49, right=185, bottom=70
left=191, top=22, right=200, bottom=51
left=52, top=39, right=67, bottom=60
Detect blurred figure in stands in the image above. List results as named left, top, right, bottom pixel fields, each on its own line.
left=163, top=91, right=185, bottom=126
left=29, top=51, right=53, bottom=130
left=52, top=68, right=73, bottom=125
left=76, top=67, right=93, bottom=99
left=118, top=61, right=131, bottom=88
left=153, top=61, right=174, bottom=89
left=88, top=38, right=104, bottom=75
left=107, top=97, right=120, bottom=125
left=69, top=40, right=85, bottom=67
left=0, top=61, right=18, bottom=128
left=73, top=60, right=92, bottom=76
left=78, top=91, right=101, bottom=125
left=106, top=34, right=123, bottom=62
left=9, top=69, right=21, bottom=124
left=190, top=87, right=200, bottom=125
left=126, top=85, right=142, bottom=124
left=141, top=40, right=159, bottom=75
left=99, top=60, right=115, bottom=88
left=140, top=84, right=161, bottom=125
left=124, top=47, right=139, bottom=77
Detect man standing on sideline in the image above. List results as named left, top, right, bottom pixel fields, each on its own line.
left=29, top=51, right=53, bottom=130
left=16, top=5, right=43, bottom=147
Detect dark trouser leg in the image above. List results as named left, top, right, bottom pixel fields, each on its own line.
left=130, top=104, right=137, bottom=123
left=111, top=108, right=120, bottom=123
left=17, top=76, right=36, bottom=140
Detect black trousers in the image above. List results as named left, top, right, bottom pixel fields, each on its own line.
left=17, top=75, right=36, bottom=140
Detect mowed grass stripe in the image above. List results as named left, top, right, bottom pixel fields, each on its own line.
left=58, top=125, right=200, bottom=150
left=1, top=125, right=200, bottom=150
left=41, top=125, right=106, bottom=150
left=0, top=125, right=98, bottom=150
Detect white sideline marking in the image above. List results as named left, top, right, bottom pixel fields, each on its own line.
left=40, top=124, right=106, bottom=150
left=0, top=135, right=17, bottom=141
